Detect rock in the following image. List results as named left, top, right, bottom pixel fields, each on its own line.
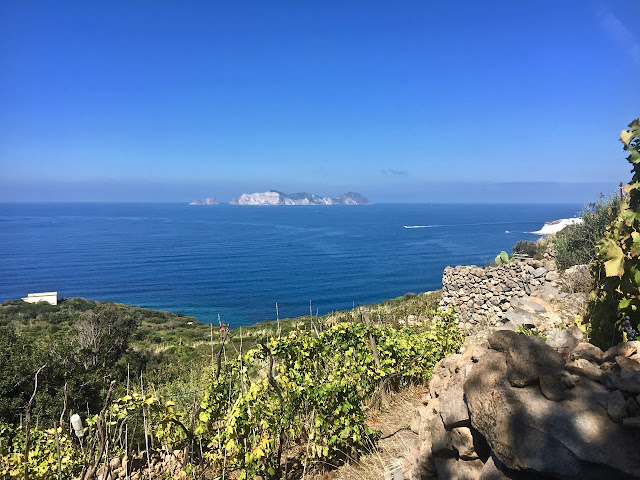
left=403, top=442, right=437, bottom=480
left=479, top=455, right=510, bottom=480
left=410, top=407, right=425, bottom=434
left=545, top=271, right=560, bottom=282
left=604, top=341, right=640, bottom=361
left=503, top=308, right=541, bottom=329
left=412, top=401, right=437, bottom=440
left=433, top=456, right=484, bottom=480
left=564, top=358, right=604, bottom=383
left=449, top=427, right=478, bottom=460
left=537, top=288, right=560, bottom=301
left=109, top=457, right=121, bottom=470
left=464, top=348, right=640, bottom=478
left=617, top=369, right=640, bottom=393
left=532, top=267, right=547, bottom=278
left=539, top=372, right=569, bottom=401
left=494, top=320, right=517, bottom=332
left=518, top=299, right=546, bottom=313
left=617, top=356, right=640, bottom=371
left=571, top=343, right=605, bottom=363
left=623, top=416, right=640, bottom=429
left=628, top=397, right=640, bottom=416
left=488, top=330, right=565, bottom=387
left=601, top=361, right=615, bottom=372
left=383, top=459, right=404, bottom=480
left=558, top=370, right=577, bottom=388
left=545, top=327, right=583, bottom=356
left=429, top=410, right=451, bottom=453
left=438, top=382, right=470, bottom=428
left=608, top=390, right=628, bottom=423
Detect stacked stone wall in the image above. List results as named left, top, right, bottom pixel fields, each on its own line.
left=439, top=254, right=559, bottom=330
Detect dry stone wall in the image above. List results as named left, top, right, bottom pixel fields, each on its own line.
left=439, top=256, right=560, bottom=330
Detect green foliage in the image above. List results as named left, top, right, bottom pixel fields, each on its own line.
left=512, top=240, right=539, bottom=257
left=0, top=423, right=84, bottom=479
left=1, top=307, right=462, bottom=479
left=588, top=119, right=640, bottom=348
left=199, top=309, right=462, bottom=477
left=554, top=195, right=620, bottom=270
left=0, top=298, right=206, bottom=425
left=494, top=251, right=514, bottom=266
left=515, top=325, right=546, bottom=338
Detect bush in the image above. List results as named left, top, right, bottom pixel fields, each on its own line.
left=559, top=265, right=591, bottom=294
left=554, top=195, right=620, bottom=270
left=512, top=240, right=538, bottom=257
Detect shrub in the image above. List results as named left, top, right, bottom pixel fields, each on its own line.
left=559, top=265, right=591, bottom=294
left=554, top=194, right=620, bottom=270
left=512, top=240, right=538, bottom=257
left=588, top=119, right=640, bottom=348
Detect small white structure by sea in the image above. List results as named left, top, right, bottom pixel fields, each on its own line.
left=21, top=292, right=58, bottom=305
left=530, top=218, right=583, bottom=235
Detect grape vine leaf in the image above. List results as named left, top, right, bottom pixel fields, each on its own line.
left=621, top=129, right=634, bottom=145
left=604, top=241, right=625, bottom=277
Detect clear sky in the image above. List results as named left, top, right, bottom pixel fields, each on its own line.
left=1, top=0, right=638, bottom=203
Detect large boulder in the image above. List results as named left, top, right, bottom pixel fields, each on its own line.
left=488, top=330, right=565, bottom=387
left=570, top=342, right=604, bottom=363
left=464, top=346, right=640, bottom=478
left=545, top=326, right=583, bottom=357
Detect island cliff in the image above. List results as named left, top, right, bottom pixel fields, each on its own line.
left=189, top=197, right=219, bottom=205
left=229, top=190, right=372, bottom=205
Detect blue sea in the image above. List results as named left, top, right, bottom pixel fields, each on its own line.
left=0, top=203, right=582, bottom=327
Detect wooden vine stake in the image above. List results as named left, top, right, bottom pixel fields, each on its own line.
left=24, top=364, right=46, bottom=480
left=362, top=310, right=389, bottom=408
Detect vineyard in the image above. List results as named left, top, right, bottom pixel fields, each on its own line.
left=0, top=302, right=462, bottom=479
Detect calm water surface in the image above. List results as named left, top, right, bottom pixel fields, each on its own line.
left=0, top=203, right=582, bottom=326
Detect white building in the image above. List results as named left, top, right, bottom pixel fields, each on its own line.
left=21, top=292, right=58, bottom=305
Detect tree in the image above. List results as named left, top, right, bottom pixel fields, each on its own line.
left=76, top=306, right=137, bottom=369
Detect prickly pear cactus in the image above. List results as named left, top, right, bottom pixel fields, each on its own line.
left=494, top=251, right=513, bottom=266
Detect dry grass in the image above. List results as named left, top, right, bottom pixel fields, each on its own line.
left=307, top=385, right=425, bottom=480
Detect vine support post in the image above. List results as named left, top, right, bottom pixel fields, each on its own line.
left=362, top=310, right=389, bottom=408
left=140, top=375, right=152, bottom=480
left=125, top=364, right=130, bottom=480
left=23, top=364, right=45, bottom=480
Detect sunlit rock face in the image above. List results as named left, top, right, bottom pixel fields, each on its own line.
left=229, top=191, right=372, bottom=205
left=189, top=197, right=219, bottom=205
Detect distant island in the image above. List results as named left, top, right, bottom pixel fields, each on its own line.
left=229, top=191, right=372, bottom=206
left=189, top=197, right=219, bottom=205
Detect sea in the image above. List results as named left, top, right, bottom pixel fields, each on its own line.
left=0, top=203, right=583, bottom=327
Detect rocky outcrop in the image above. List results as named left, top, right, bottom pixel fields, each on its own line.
left=229, top=190, right=372, bottom=205
left=402, top=331, right=640, bottom=480
left=189, top=197, right=219, bottom=205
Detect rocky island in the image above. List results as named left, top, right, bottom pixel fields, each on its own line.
left=188, top=197, right=219, bottom=205
left=229, top=190, right=372, bottom=205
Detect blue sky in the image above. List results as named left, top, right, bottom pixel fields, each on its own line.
left=1, top=1, right=638, bottom=203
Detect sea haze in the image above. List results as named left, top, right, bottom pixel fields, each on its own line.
left=0, top=203, right=582, bottom=327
